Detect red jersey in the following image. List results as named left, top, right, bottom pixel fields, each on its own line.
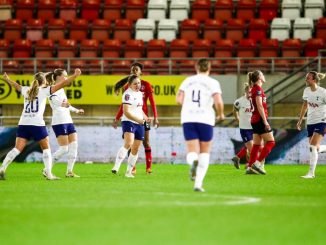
left=115, top=79, right=158, bottom=120
left=249, top=84, right=268, bottom=123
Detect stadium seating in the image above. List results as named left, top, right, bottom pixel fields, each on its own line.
left=79, top=39, right=99, bottom=58
left=69, top=19, right=89, bottom=41
left=304, top=0, right=325, bottom=20
left=316, top=17, right=326, bottom=40
left=180, top=19, right=200, bottom=42
left=248, top=18, right=269, bottom=41
left=236, top=0, right=256, bottom=21
left=270, top=18, right=291, bottom=41
left=103, top=0, right=123, bottom=21
left=157, top=19, right=178, bottom=42
left=81, top=0, right=100, bottom=21
left=113, top=19, right=133, bottom=42
left=47, top=19, right=66, bottom=41
left=202, top=19, right=223, bottom=42
left=192, top=39, right=211, bottom=58
left=125, top=0, right=145, bottom=22
left=0, top=0, right=13, bottom=21
left=15, top=0, right=35, bottom=20
left=293, top=18, right=314, bottom=41
left=260, top=38, right=280, bottom=58
left=34, top=39, right=54, bottom=58
left=135, top=18, right=156, bottom=42
left=214, top=39, right=234, bottom=58
left=191, top=0, right=211, bottom=22
left=170, top=39, right=190, bottom=58
left=178, top=59, right=196, bottom=74
left=237, top=38, right=257, bottom=71
left=3, top=60, right=20, bottom=73
left=90, top=19, right=111, bottom=42
left=26, top=19, right=44, bottom=42
left=57, top=39, right=77, bottom=58
left=44, top=60, right=66, bottom=70
left=111, top=60, right=132, bottom=74
left=59, top=0, right=77, bottom=22
left=4, top=19, right=23, bottom=42
left=102, top=39, right=122, bottom=58
left=282, top=0, right=302, bottom=20
left=214, top=0, right=233, bottom=21
left=146, top=39, right=167, bottom=58
left=13, top=39, right=32, bottom=58
left=37, top=0, right=56, bottom=21
left=0, top=39, right=10, bottom=58
left=304, top=38, right=325, bottom=57
left=225, top=18, right=245, bottom=42
left=258, top=0, right=279, bottom=22
left=169, top=0, right=189, bottom=21
left=147, top=0, right=167, bottom=21
left=124, top=39, right=145, bottom=58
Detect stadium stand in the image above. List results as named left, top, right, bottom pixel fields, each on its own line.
left=81, top=0, right=100, bottom=21
left=34, top=39, right=55, bottom=58
left=225, top=18, right=245, bottom=42
left=214, top=0, right=233, bottom=21
left=304, top=38, right=325, bottom=57
left=12, top=39, right=32, bottom=58
left=79, top=39, right=99, bottom=58
left=59, top=0, right=77, bottom=22
left=124, top=39, right=145, bottom=58
left=125, top=0, right=146, bottom=22
left=57, top=39, right=77, bottom=58
left=258, top=0, right=279, bottom=22
left=146, top=39, right=167, bottom=58
left=270, top=18, right=291, bottom=41
left=0, top=39, right=10, bottom=58
left=90, top=19, right=111, bottom=42
left=26, top=19, right=44, bottom=42
left=0, top=0, right=12, bottom=21
left=304, top=0, right=325, bottom=20
left=147, top=0, right=168, bottom=21
left=113, top=19, right=133, bottom=42
left=169, top=0, right=190, bottom=21
left=191, top=0, right=211, bottom=22
left=4, top=19, right=23, bottom=42
left=192, top=39, right=212, bottom=58
left=37, top=0, right=56, bottom=21
left=102, top=39, right=122, bottom=58
left=47, top=19, right=67, bottom=41
left=15, top=0, right=35, bottom=20
left=202, top=19, right=224, bottom=42
left=135, top=18, right=156, bottom=42
left=157, top=19, right=178, bottom=42
left=316, top=17, right=326, bottom=40
left=248, top=18, right=269, bottom=41
left=293, top=17, right=314, bottom=41
left=170, top=38, right=190, bottom=58
left=180, top=19, right=200, bottom=42
left=103, top=0, right=123, bottom=21
left=69, top=18, right=89, bottom=41
left=236, top=0, right=256, bottom=21
left=282, top=0, right=302, bottom=20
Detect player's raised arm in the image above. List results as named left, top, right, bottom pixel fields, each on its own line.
left=51, top=68, right=81, bottom=94
left=2, top=72, right=22, bottom=92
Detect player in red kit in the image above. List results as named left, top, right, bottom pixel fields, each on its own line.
left=112, top=62, right=159, bottom=174
left=247, top=70, right=275, bottom=175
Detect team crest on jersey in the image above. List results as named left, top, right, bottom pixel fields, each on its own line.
left=257, top=90, right=261, bottom=95
left=124, top=94, right=130, bottom=101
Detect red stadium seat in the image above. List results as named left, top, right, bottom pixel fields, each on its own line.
left=26, top=19, right=44, bottom=42
left=20, top=60, right=43, bottom=73
left=103, top=0, right=123, bottom=21
left=37, top=0, right=56, bottom=21
left=35, top=39, right=54, bottom=58
left=0, top=39, right=9, bottom=58
left=88, top=59, right=104, bottom=74
left=170, top=39, right=190, bottom=58
left=260, top=38, right=279, bottom=57
left=214, top=0, right=233, bottom=21
left=236, top=0, right=257, bottom=21
left=13, top=39, right=32, bottom=58
left=248, top=19, right=269, bottom=42
left=102, top=39, right=122, bottom=58
left=156, top=59, right=178, bottom=74
left=179, top=60, right=196, bottom=74
left=0, top=0, right=13, bottom=21
left=44, top=60, right=66, bottom=70
left=111, top=60, right=132, bottom=74
left=180, top=19, right=200, bottom=42
left=124, top=39, right=144, bottom=58
left=210, top=59, right=224, bottom=74
left=304, top=38, right=325, bottom=57
left=4, top=19, right=23, bottom=41
left=237, top=38, right=257, bottom=58
left=91, top=19, right=111, bottom=42
left=47, top=19, right=66, bottom=41
left=125, top=0, right=145, bottom=22
left=3, top=60, right=20, bottom=74
left=141, top=60, right=155, bottom=75
left=214, top=39, right=234, bottom=66
left=59, top=0, right=77, bottom=22
left=81, top=0, right=100, bottom=21
left=57, top=39, right=77, bottom=58
left=191, top=0, right=211, bottom=22
left=113, top=19, right=133, bottom=42
left=192, top=39, right=212, bottom=58
left=69, top=19, right=89, bottom=41
left=79, top=39, right=99, bottom=58
left=147, top=39, right=167, bottom=58
left=276, top=38, right=303, bottom=69
left=225, top=18, right=245, bottom=42
left=259, top=0, right=279, bottom=22
left=316, top=18, right=326, bottom=41
left=202, top=19, right=224, bottom=42
left=15, top=0, right=35, bottom=20
left=70, top=59, right=87, bottom=71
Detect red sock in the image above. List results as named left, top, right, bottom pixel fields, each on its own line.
left=248, top=144, right=261, bottom=167
left=237, top=146, right=247, bottom=159
left=145, top=147, right=152, bottom=169
left=258, top=141, right=275, bottom=162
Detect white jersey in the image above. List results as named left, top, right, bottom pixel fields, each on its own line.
left=234, top=95, right=252, bottom=129
left=179, top=74, right=222, bottom=126
left=303, top=86, right=326, bottom=125
left=121, top=88, right=143, bottom=124
left=48, top=88, right=73, bottom=125
left=18, top=86, right=51, bottom=126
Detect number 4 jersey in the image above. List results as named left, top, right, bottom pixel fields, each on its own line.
left=179, top=74, right=222, bottom=126
left=19, top=86, right=51, bottom=126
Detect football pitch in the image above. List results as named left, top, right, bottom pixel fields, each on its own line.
left=0, top=163, right=325, bottom=245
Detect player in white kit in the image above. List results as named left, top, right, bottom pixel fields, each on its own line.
left=0, top=69, right=81, bottom=180
left=176, top=59, right=224, bottom=192
left=111, top=75, right=150, bottom=178
left=297, top=71, right=326, bottom=179
left=232, top=83, right=254, bottom=169
left=45, top=69, right=84, bottom=178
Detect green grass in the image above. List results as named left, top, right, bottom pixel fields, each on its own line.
left=0, top=163, right=326, bottom=245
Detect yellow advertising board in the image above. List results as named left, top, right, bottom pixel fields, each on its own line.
left=0, top=75, right=187, bottom=105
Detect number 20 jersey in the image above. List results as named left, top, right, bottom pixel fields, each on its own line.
left=19, top=86, right=51, bottom=126
left=179, top=74, right=222, bottom=126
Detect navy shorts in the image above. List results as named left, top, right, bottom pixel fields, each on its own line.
left=307, top=123, right=326, bottom=137
left=52, top=123, right=76, bottom=137
left=16, top=125, right=48, bottom=141
left=251, top=119, right=272, bottom=135
left=240, top=129, right=253, bottom=143
left=182, top=122, right=213, bottom=141
left=122, top=121, right=145, bottom=141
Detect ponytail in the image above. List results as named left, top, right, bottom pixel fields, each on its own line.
left=308, top=71, right=326, bottom=83
left=114, top=76, right=129, bottom=94
left=27, top=72, right=44, bottom=101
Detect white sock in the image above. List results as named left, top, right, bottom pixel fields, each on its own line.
left=126, top=153, right=138, bottom=174
left=186, top=152, right=198, bottom=166
left=113, top=147, right=129, bottom=171
left=43, top=149, right=52, bottom=174
left=67, top=141, right=78, bottom=172
left=319, top=145, right=326, bottom=153
left=1, top=148, right=20, bottom=171
left=309, top=145, right=318, bottom=176
left=53, top=145, right=69, bottom=162
left=194, top=153, right=210, bottom=189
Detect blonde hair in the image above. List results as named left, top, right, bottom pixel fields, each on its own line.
left=27, top=72, right=45, bottom=101
left=244, top=82, right=251, bottom=93
left=247, top=70, right=263, bottom=86
left=309, top=71, right=326, bottom=82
